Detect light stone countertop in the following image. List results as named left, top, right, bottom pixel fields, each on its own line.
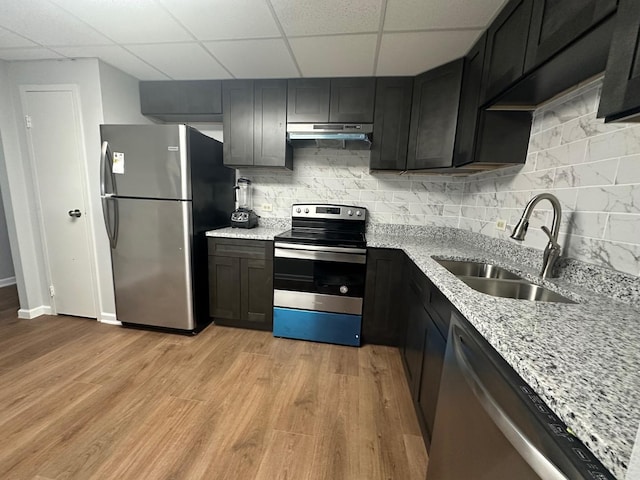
left=205, top=226, right=285, bottom=241
left=205, top=226, right=639, bottom=478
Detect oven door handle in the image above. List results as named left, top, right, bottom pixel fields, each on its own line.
left=274, top=247, right=366, bottom=264
left=274, top=242, right=366, bottom=255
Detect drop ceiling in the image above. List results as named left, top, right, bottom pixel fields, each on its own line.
left=0, top=0, right=507, bottom=81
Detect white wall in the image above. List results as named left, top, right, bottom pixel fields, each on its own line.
left=0, top=181, right=15, bottom=285
left=98, top=60, right=151, bottom=125
left=0, top=60, right=47, bottom=312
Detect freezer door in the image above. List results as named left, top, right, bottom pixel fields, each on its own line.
left=100, top=124, right=190, bottom=200
left=110, top=197, right=194, bottom=330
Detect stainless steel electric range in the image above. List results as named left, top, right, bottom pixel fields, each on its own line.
left=272, top=204, right=367, bottom=347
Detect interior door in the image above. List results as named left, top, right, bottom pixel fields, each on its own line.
left=22, top=88, right=96, bottom=318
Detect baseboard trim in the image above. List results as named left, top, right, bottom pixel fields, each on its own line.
left=18, top=305, right=53, bottom=319
left=99, top=312, right=121, bottom=326
left=0, top=276, right=16, bottom=288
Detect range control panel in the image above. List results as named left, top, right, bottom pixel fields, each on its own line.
left=291, top=204, right=366, bottom=221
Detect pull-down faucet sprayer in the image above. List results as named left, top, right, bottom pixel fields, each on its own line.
left=510, top=193, right=562, bottom=279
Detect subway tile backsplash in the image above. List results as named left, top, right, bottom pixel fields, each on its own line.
left=239, top=79, right=640, bottom=277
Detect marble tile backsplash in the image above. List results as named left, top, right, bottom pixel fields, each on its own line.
left=238, top=79, right=640, bottom=277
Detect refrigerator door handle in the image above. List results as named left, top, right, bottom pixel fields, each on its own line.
left=101, top=196, right=119, bottom=249
left=100, top=140, right=116, bottom=196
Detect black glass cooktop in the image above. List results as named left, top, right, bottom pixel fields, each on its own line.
left=274, top=228, right=366, bottom=248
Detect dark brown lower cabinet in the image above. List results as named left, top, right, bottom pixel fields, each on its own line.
left=417, top=316, right=446, bottom=444
left=207, top=238, right=273, bottom=331
left=399, top=257, right=453, bottom=451
left=362, top=248, right=407, bottom=345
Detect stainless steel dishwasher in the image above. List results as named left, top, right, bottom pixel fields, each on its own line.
left=426, top=312, right=615, bottom=480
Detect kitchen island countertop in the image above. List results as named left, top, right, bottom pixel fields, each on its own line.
left=206, top=227, right=640, bottom=478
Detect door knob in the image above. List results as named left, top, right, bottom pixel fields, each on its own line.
left=68, top=209, right=82, bottom=218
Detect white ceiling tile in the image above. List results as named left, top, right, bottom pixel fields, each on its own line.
left=270, top=0, right=382, bottom=36
left=51, top=0, right=192, bottom=44
left=0, top=47, right=63, bottom=61
left=160, top=0, right=281, bottom=41
left=290, top=34, right=377, bottom=77
left=126, top=43, right=232, bottom=80
left=0, top=26, right=38, bottom=48
left=376, top=30, right=482, bottom=76
left=0, top=0, right=110, bottom=46
left=384, top=0, right=507, bottom=30
left=204, top=39, right=298, bottom=78
left=53, top=45, right=169, bottom=80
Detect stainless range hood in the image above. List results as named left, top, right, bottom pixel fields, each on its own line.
left=287, top=123, right=373, bottom=149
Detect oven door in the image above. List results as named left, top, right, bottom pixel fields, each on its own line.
left=273, top=243, right=366, bottom=305
left=273, top=242, right=366, bottom=346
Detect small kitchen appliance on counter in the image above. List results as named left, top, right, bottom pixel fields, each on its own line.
left=231, top=177, right=258, bottom=229
left=272, top=204, right=367, bottom=347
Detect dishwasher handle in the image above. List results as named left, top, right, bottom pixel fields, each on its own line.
left=452, top=326, right=568, bottom=480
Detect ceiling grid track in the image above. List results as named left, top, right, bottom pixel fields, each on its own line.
left=153, top=0, right=236, bottom=79
left=265, top=0, right=303, bottom=78
left=373, top=0, right=388, bottom=76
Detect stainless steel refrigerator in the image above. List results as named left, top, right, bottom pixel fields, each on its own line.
left=100, top=124, right=234, bottom=333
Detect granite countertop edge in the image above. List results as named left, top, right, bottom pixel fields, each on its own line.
left=206, top=227, right=639, bottom=478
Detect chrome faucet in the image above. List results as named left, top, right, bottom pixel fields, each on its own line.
left=510, top=193, right=562, bottom=279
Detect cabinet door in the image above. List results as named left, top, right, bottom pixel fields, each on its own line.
left=208, top=255, right=241, bottom=320
left=598, top=0, right=640, bottom=121
left=525, top=0, right=617, bottom=72
left=453, top=34, right=486, bottom=167
left=329, top=77, right=376, bottom=123
left=370, top=77, right=413, bottom=170
left=402, top=277, right=429, bottom=398
left=407, top=59, right=464, bottom=170
left=362, top=249, right=406, bottom=345
left=240, top=257, right=274, bottom=330
left=140, top=80, right=222, bottom=116
left=287, top=78, right=330, bottom=123
left=480, top=0, right=534, bottom=104
left=254, top=79, right=292, bottom=168
left=223, top=80, right=254, bottom=167
left=417, top=318, right=446, bottom=446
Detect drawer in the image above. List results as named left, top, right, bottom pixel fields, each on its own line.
left=207, top=238, right=273, bottom=260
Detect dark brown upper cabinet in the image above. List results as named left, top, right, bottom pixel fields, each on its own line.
left=286, top=79, right=330, bottom=123
left=287, top=77, right=375, bottom=123
left=370, top=77, right=413, bottom=171
left=223, top=79, right=292, bottom=169
left=139, top=80, right=222, bottom=122
left=328, top=78, right=376, bottom=122
left=525, top=0, right=618, bottom=72
left=407, top=59, right=464, bottom=170
left=453, top=34, right=486, bottom=168
left=480, top=0, right=534, bottom=105
left=598, top=0, right=640, bottom=122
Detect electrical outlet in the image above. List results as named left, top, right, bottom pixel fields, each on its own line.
left=496, top=219, right=507, bottom=231
left=261, top=203, right=273, bottom=212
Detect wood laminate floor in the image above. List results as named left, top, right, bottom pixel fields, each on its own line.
left=0, top=286, right=427, bottom=480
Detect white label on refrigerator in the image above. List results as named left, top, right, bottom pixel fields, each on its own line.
left=168, top=146, right=179, bottom=151
left=112, top=152, right=124, bottom=174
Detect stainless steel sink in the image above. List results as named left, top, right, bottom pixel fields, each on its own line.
left=434, top=259, right=523, bottom=280
left=458, top=277, right=577, bottom=304
left=433, top=258, right=577, bottom=304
